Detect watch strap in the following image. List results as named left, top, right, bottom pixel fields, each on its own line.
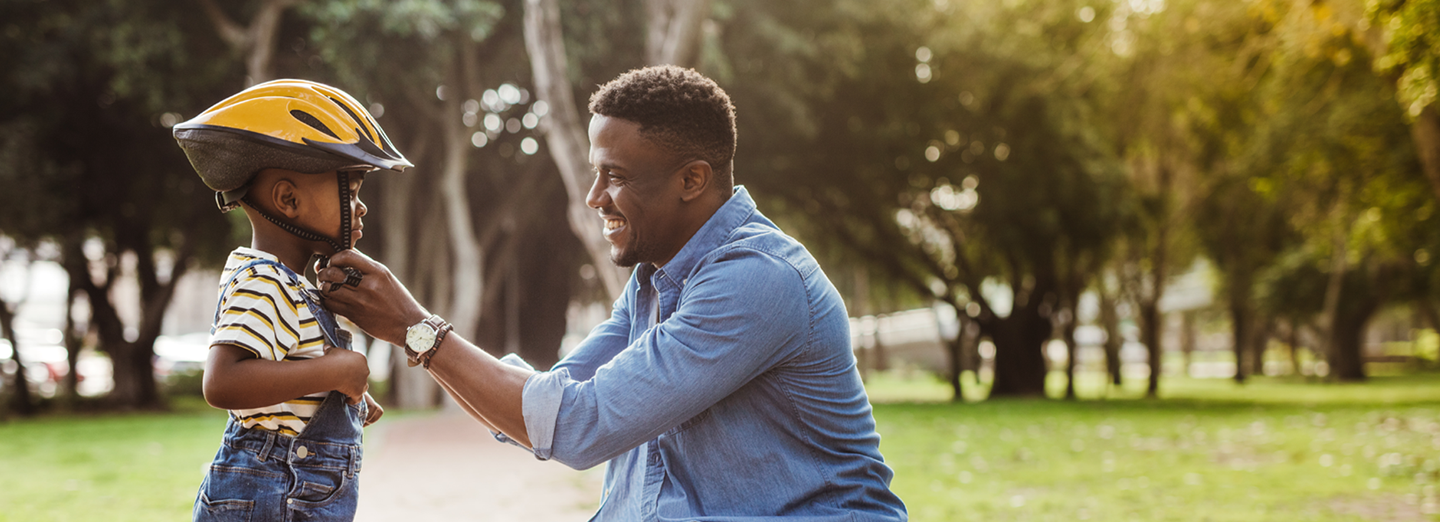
left=419, top=321, right=453, bottom=370
left=404, top=315, right=449, bottom=367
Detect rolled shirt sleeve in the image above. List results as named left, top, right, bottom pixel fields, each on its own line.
left=493, top=297, right=633, bottom=458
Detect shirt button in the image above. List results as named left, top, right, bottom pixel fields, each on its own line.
left=297, top=446, right=309, bottom=458
left=287, top=499, right=295, bottom=504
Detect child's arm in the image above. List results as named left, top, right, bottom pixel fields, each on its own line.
left=362, top=392, right=383, bottom=426
left=203, top=343, right=370, bottom=410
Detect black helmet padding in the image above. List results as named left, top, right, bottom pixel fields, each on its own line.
left=175, top=128, right=369, bottom=193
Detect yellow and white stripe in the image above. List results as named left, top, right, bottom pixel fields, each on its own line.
left=208, top=247, right=331, bottom=435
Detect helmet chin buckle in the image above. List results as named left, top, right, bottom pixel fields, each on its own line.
left=216, top=191, right=242, bottom=212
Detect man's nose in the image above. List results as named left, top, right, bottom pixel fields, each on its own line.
left=586, top=174, right=608, bottom=210
left=355, top=198, right=368, bottom=218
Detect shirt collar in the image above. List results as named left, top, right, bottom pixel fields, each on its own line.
left=649, top=186, right=757, bottom=285
left=231, top=247, right=280, bottom=263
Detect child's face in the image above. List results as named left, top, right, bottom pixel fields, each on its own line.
left=301, top=170, right=367, bottom=249
left=260, top=168, right=367, bottom=250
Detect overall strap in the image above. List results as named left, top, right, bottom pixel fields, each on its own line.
left=212, top=257, right=352, bottom=351
left=213, top=258, right=304, bottom=326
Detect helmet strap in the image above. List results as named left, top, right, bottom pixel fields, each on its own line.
left=241, top=170, right=353, bottom=257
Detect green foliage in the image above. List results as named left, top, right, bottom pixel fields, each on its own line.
left=1368, top=0, right=1440, bottom=117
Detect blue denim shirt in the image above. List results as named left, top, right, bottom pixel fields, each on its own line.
left=500, top=187, right=906, bottom=521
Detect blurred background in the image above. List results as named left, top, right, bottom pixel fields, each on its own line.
left=2, top=0, right=1440, bottom=519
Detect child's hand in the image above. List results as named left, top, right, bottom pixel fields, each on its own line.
left=363, top=392, right=383, bottom=426
left=322, top=345, right=370, bottom=404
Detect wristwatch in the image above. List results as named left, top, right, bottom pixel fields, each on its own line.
left=404, top=315, right=452, bottom=369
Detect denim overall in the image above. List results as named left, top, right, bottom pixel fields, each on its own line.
left=194, top=259, right=366, bottom=522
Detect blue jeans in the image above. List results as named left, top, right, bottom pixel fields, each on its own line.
left=195, top=259, right=365, bottom=521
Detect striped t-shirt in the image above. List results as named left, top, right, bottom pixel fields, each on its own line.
left=208, top=247, right=331, bottom=436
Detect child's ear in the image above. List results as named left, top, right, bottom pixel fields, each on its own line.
left=272, top=179, right=301, bottom=218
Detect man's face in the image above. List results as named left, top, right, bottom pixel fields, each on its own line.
left=586, top=115, right=688, bottom=268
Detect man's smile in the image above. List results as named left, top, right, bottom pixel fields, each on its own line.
left=603, top=215, right=627, bottom=240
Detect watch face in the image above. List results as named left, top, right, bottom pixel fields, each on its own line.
left=407, top=324, right=437, bottom=353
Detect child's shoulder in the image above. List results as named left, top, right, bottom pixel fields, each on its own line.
left=218, top=248, right=309, bottom=302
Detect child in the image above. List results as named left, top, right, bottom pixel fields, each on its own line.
left=173, top=79, right=412, bottom=522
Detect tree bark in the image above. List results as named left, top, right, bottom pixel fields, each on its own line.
left=1330, top=301, right=1375, bottom=382
left=945, top=335, right=964, bottom=402
left=1098, top=282, right=1124, bottom=387
left=62, top=285, right=83, bottom=405
left=438, top=99, right=485, bottom=341
left=645, top=0, right=711, bottom=67
left=1249, top=318, right=1271, bottom=378
left=199, top=0, right=297, bottom=84
left=1319, top=208, right=1349, bottom=381
left=1228, top=280, right=1251, bottom=384
left=987, top=312, right=1052, bottom=397
left=987, top=269, right=1055, bottom=398
left=0, top=297, right=34, bottom=416
left=1061, top=308, right=1079, bottom=400
left=1178, top=310, right=1196, bottom=377
left=523, top=0, right=630, bottom=301
left=1412, top=105, right=1440, bottom=203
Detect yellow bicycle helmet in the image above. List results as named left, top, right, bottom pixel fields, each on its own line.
left=174, top=79, right=412, bottom=253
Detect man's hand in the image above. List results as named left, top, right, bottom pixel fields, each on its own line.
left=321, top=345, right=370, bottom=404
left=317, top=249, right=430, bottom=345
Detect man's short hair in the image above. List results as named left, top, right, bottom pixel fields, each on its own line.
left=589, top=65, right=736, bottom=189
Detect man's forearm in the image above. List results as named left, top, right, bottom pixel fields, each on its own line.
left=432, top=371, right=497, bottom=432
left=424, top=333, right=534, bottom=447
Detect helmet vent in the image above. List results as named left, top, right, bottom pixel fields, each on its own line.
left=328, top=96, right=376, bottom=143
left=290, top=109, right=341, bottom=140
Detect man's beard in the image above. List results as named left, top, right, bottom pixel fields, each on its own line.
left=610, top=227, right=647, bottom=268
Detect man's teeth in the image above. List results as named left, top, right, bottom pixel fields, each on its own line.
left=605, top=219, right=625, bottom=231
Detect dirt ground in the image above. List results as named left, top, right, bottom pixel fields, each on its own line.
left=355, top=411, right=604, bottom=522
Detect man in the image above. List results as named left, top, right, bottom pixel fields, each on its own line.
left=321, top=65, right=907, bottom=521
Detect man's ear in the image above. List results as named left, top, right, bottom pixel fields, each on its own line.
left=271, top=179, right=302, bottom=218
left=679, top=160, right=712, bottom=203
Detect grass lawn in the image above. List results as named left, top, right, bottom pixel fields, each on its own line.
left=2, top=374, right=1439, bottom=521
left=870, top=371, right=1440, bottom=521
left=0, top=396, right=226, bottom=522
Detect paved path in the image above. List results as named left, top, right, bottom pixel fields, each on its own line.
left=355, top=411, right=603, bottom=522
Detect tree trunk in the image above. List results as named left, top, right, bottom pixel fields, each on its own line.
left=1139, top=299, right=1163, bottom=397
left=945, top=335, right=964, bottom=402
left=438, top=102, right=485, bottom=340
left=1249, top=318, right=1271, bottom=378
left=1229, top=289, right=1251, bottom=384
left=645, top=0, right=711, bottom=67
left=64, top=236, right=187, bottom=410
left=1062, top=310, right=1079, bottom=400
left=1330, top=302, right=1375, bottom=382
left=374, top=125, right=443, bottom=410
left=523, top=0, right=629, bottom=301
left=1098, top=283, right=1123, bottom=387
left=988, top=317, right=1050, bottom=397
left=1319, top=207, right=1349, bottom=380
left=199, top=0, right=296, bottom=85
left=1288, top=319, right=1303, bottom=376
left=0, top=299, right=34, bottom=416
left=1412, top=105, right=1440, bottom=203
left=62, top=286, right=83, bottom=405
left=1179, top=311, right=1196, bottom=377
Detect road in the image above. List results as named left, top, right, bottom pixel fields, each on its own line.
left=355, top=411, right=603, bottom=522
